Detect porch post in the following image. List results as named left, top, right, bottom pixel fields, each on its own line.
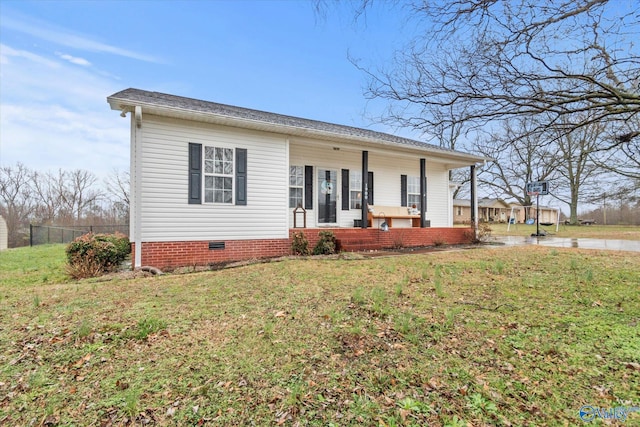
left=470, top=165, right=478, bottom=239
left=420, top=158, right=426, bottom=228
left=361, top=150, right=368, bottom=228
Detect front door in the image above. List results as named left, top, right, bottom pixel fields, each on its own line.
left=317, top=169, right=337, bottom=224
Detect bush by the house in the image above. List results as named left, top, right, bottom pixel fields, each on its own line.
left=291, top=231, right=310, bottom=256
left=66, top=232, right=131, bottom=279
left=313, top=230, right=337, bottom=255
left=464, top=223, right=493, bottom=244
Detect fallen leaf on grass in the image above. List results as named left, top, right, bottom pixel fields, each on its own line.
left=73, top=353, right=92, bottom=368
left=116, top=379, right=129, bottom=390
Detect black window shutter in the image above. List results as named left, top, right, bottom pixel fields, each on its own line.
left=341, top=169, right=350, bottom=210
left=367, top=171, right=374, bottom=205
left=235, top=148, right=247, bottom=205
left=188, top=143, right=202, bottom=204
left=304, top=166, right=313, bottom=209
left=400, top=174, right=407, bottom=207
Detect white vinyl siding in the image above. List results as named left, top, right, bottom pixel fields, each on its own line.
left=138, top=115, right=287, bottom=241
left=134, top=114, right=458, bottom=240
left=423, top=169, right=451, bottom=226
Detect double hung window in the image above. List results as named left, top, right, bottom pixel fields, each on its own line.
left=289, top=166, right=304, bottom=208
left=204, top=147, right=234, bottom=203
left=407, top=176, right=421, bottom=210
left=349, top=171, right=362, bottom=209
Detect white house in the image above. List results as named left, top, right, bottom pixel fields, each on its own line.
left=108, top=89, right=486, bottom=269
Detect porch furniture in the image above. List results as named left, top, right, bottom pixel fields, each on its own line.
left=367, top=205, right=421, bottom=228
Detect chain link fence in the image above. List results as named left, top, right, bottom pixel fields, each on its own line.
left=30, top=224, right=129, bottom=246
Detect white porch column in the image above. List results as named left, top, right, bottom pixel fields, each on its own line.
left=470, top=165, right=478, bottom=239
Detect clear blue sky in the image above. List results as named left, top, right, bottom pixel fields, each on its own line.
left=0, top=0, right=415, bottom=180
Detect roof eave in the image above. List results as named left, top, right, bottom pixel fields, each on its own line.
left=108, top=95, right=487, bottom=167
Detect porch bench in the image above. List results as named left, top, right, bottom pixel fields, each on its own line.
left=367, top=205, right=421, bottom=228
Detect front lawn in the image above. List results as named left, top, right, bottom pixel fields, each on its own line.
left=477, top=223, right=640, bottom=240
left=1, top=244, right=638, bottom=425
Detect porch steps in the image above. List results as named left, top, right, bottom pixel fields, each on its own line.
left=333, top=228, right=383, bottom=252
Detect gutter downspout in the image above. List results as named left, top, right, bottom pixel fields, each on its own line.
left=132, top=106, right=143, bottom=268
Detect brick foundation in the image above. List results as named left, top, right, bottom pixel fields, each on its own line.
left=132, top=238, right=291, bottom=270
left=291, top=226, right=472, bottom=252
left=132, top=226, right=473, bottom=270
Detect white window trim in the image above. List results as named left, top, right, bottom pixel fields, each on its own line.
left=204, top=146, right=234, bottom=204
left=289, top=165, right=304, bottom=208
left=407, top=176, right=421, bottom=210
left=350, top=170, right=362, bottom=209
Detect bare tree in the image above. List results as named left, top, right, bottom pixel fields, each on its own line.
left=61, top=170, right=102, bottom=223
left=551, top=115, right=608, bottom=223
left=104, top=169, right=130, bottom=209
left=336, top=0, right=639, bottom=169
left=0, top=163, right=35, bottom=247
left=104, top=169, right=130, bottom=223
left=595, top=116, right=640, bottom=180
left=476, top=116, right=558, bottom=217
left=31, top=170, right=64, bottom=224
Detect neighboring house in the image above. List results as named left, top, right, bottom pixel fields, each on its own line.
left=508, top=203, right=559, bottom=224
left=454, top=199, right=559, bottom=224
left=453, top=198, right=511, bottom=223
left=107, top=89, right=486, bottom=269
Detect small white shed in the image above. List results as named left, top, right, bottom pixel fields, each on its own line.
left=0, top=216, right=8, bottom=250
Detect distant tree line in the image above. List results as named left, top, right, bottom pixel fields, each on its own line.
left=0, top=163, right=129, bottom=248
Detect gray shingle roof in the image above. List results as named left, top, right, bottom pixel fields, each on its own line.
left=107, top=88, right=485, bottom=162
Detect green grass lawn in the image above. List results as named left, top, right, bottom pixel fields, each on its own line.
left=1, top=244, right=639, bottom=425
left=478, top=223, right=640, bottom=240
